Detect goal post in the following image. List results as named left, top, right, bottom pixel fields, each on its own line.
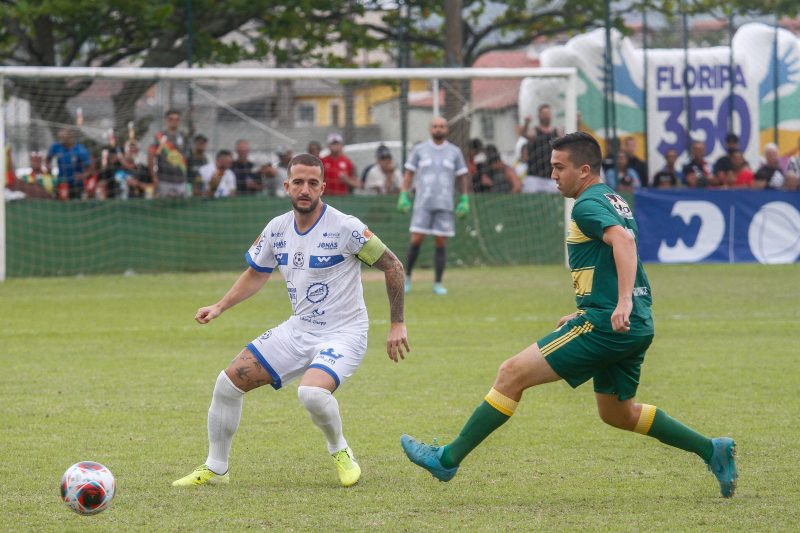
left=1, top=66, right=577, bottom=279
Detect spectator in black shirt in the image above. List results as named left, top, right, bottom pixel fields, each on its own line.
left=712, top=133, right=741, bottom=186
left=232, top=139, right=262, bottom=194
left=652, top=149, right=683, bottom=189
left=682, top=140, right=712, bottom=188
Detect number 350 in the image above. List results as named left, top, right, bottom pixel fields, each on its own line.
left=656, top=94, right=750, bottom=156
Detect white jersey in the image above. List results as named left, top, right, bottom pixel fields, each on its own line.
left=405, top=140, right=468, bottom=211
left=198, top=162, right=237, bottom=197
left=246, top=204, right=371, bottom=335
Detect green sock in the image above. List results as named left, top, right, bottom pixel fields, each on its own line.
left=646, top=408, right=713, bottom=463
left=440, top=391, right=516, bottom=469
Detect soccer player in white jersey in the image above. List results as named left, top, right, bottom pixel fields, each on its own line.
left=173, top=153, right=409, bottom=488
left=397, top=117, right=470, bottom=295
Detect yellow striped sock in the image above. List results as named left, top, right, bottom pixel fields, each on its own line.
left=633, top=404, right=657, bottom=434
left=484, top=388, right=518, bottom=417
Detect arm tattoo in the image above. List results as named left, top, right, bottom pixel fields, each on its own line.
left=372, top=249, right=405, bottom=323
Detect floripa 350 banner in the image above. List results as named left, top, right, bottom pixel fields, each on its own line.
left=534, top=23, right=800, bottom=171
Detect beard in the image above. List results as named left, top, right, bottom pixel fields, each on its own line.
left=291, top=195, right=319, bottom=214
left=432, top=132, right=447, bottom=142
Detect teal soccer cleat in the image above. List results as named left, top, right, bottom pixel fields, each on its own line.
left=707, top=437, right=737, bottom=498
left=400, top=434, right=458, bottom=482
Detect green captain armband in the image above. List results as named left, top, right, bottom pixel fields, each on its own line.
left=357, top=233, right=387, bottom=266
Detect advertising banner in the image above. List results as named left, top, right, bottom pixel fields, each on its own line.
left=539, top=23, right=800, bottom=176
left=635, top=190, right=800, bottom=264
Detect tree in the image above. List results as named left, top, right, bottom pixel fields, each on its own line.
left=0, top=1, right=277, bottom=139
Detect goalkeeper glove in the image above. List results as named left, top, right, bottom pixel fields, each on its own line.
left=455, top=194, right=470, bottom=218
left=397, top=191, right=412, bottom=213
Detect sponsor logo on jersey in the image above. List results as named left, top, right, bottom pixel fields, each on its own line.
left=633, top=286, right=649, bottom=296
left=363, top=227, right=373, bottom=239
left=322, top=231, right=340, bottom=238
left=273, top=240, right=286, bottom=249
left=259, top=329, right=273, bottom=341
left=293, top=251, right=305, bottom=268
left=252, top=234, right=265, bottom=257
left=351, top=230, right=367, bottom=245
left=299, top=308, right=327, bottom=326
left=270, top=231, right=284, bottom=238
left=287, top=281, right=297, bottom=304
left=310, top=255, right=345, bottom=268
left=275, top=253, right=288, bottom=265
left=306, top=282, right=329, bottom=303
left=317, top=241, right=338, bottom=250
left=318, top=347, right=344, bottom=363
left=604, top=193, right=634, bottom=219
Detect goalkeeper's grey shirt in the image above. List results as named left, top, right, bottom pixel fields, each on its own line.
left=405, top=140, right=468, bottom=211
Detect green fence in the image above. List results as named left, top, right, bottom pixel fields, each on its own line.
left=5, top=194, right=566, bottom=277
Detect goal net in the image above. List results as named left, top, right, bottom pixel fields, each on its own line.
left=1, top=66, right=576, bottom=278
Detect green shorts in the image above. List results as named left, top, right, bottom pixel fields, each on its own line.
left=537, top=315, right=654, bottom=401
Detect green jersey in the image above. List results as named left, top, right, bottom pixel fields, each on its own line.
left=567, top=183, right=653, bottom=334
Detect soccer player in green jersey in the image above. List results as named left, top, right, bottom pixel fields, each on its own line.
left=401, top=132, right=738, bottom=498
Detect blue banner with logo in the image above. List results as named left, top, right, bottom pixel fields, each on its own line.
left=634, top=190, right=800, bottom=264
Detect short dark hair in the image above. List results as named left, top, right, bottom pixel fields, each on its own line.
left=725, top=133, right=739, bottom=144
left=164, top=109, right=181, bottom=118
left=287, top=153, right=324, bottom=179
left=550, top=132, right=602, bottom=174
left=216, top=149, right=233, bottom=160
left=485, top=144, right=501, bottom=164
left=193, top=133, right=208, bottom=143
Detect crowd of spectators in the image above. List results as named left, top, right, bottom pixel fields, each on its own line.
left=5, top=106, right=800, bottom=201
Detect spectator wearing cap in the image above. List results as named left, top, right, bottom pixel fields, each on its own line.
left=362, top=145, right=402, bottom=195
left=476, top=145, right=521, bottom=194
left=321, top=132, right=359, bottom=195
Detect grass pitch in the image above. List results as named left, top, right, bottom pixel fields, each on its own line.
left=1, top=264, right=799, bottom=532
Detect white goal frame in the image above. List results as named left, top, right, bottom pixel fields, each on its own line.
left=0, top=66, right=577, bottom=280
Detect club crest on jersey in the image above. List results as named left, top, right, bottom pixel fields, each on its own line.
left=306, top=282, right=329, bottom=303
left=319, top=347, right=344, bottom=360
left=293, top=251, right=305, bottom=268
left=604, top=193, right=634, bottom=219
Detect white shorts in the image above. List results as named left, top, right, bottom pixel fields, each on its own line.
left=246, top=320, right=368, bottom=390
left=410, top=208, right=455, bottom=237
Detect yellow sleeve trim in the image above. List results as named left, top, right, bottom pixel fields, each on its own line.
left=633, top=404, right=657, bottom=435
left=357, top=234, right=387, bottom=266
left=485, top=388, right=518, bottom=417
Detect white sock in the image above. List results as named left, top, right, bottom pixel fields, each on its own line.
left=205, top=370, right=244, bottom=475
left=297, top=385, right=348, bottom=454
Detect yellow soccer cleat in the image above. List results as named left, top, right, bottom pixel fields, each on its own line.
left=171, top=464, right=230, bottom=487
left=331, top=447, right=361, bottom=487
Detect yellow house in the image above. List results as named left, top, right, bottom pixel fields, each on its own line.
left=294, top=80, right=429, bottom=127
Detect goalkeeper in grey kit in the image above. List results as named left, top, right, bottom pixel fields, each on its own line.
left=397, top=116, right=471, bottom=295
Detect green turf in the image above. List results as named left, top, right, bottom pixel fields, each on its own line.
left=1, top=264, right=798, bottom=531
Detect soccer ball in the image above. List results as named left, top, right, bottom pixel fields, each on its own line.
left=60, top=461, right=116, bottom=515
